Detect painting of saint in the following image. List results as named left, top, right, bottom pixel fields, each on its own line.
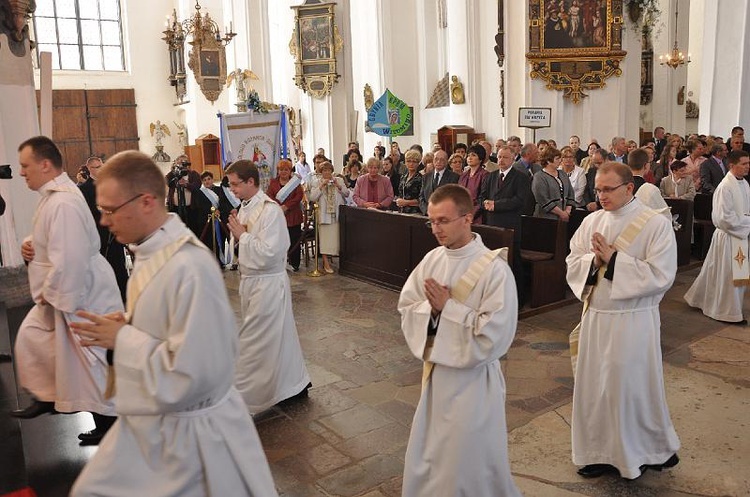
left=300, top=16, right=332, bottom=60
left=543, top=0, right=608, bottom=49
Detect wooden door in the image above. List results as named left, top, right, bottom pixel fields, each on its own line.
left=37, top=89, right=139, bottom=178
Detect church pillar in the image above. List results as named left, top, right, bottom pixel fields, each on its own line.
left=445, top=0, right=475, bottom=126
left=698, top=0, right=750, bottom=135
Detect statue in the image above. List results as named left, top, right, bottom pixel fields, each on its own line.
left=226, top=68, right=259, bottom=112
left=363, top=84, right=374, bottom=111
left=450, top=75, right=465, bottom=105
left=174, top=122, right=189, bottom=149
left=149, top=120, right=170, bottom=147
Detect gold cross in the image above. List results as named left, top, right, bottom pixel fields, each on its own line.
left=735, top=247, right=746, bottom=268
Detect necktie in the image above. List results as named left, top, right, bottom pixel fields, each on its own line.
left=499, top=172, right=505, bottom=186
left=434, top=172, right=441, bottom=189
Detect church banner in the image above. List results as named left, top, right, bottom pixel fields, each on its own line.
left=220, top=109, right=289, bottom=192
left=366, top=89, right=413, bottom=137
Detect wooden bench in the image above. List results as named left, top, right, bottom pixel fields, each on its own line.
left=519, top=216, right=568, bottom=308
left=692, top=193, right=714, bottom=260
left=664, top=198, right=693, bottom=266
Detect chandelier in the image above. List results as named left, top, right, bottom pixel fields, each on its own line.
left=162, top=1, right=237, bottom=103
left=659, top=0, right=690, bottom=69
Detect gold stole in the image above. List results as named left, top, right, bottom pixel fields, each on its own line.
left=103, top=234, right=203, bottom=398
left=569, top=208, right=658, bottom=375
left=421, top=247, right=508, bottom=390
left=723, top=175, right=750, bottom=286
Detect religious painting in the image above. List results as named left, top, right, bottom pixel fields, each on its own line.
left=527, top=0, right=627, bottom=103
left=199, top=49, right=220, bottom=77
left=187, top=33, right=228, bottom=102
left=289, top=1, right=343, bottom=98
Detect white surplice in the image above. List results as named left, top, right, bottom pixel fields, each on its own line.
left=635, top=182, right=671, bottom=220
left=566, top=198, right=680, bottom=479
left=398, top=234, right=521, bottom=497
left=71, top=215, right=278, bottom=497
left=14, top=173, right=121, bottom=414
left=235, top=191, right=310, bottom=414
left=684, top=173, right=750, bottom=321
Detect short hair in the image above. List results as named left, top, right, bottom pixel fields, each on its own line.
left=597, top=161, right=634, bottom=185
left=346, top=161, right=361, bottom=174
left=669, top=160, right=688, bottom=172
left=404, top=149, right=422, bottom=162
left=409, top=144, right=423, bottom=154
left=507, top=136, right=521, bottom=144
left=99, top=151, right=167, bottom=203
left=539, top=147, right=561, bottom=166
left=654, top=126, right=665, bottom=134
left=537, top=139, right=549, bottom=147
left=611, top=136, right=626, bottom=147
left=627, top=148, right=649, bottom=171
left=448, top=153, right=464, bottom=164
left=453, top=142, right=468, bottom=153
left=592, top=148, right=609, bottom=161
left=348, top=141, right=359, bottom=147
left=200, top=171, right=214, bottom=180
left=429, top=184, right=473, bottom=215
left=731, top=126, right=744, bottom=135
left=467, top=143, right=486, bottom=162
left=687, top=138, right=707, bottom=152
left=569, top=135, right=580, bottom=141
left=313, top=153, right=328, bottom=164
left=276, top=159, right=293, bottom=171
left=18, top=135, right=63, bottom=169
left=520, top=143, right=537, bottom=158
left=365, top=157, right=381, bottom=171
left=422, top=151, right=434, bottom=163
left=727, top=150, right=749, bottom=166
left=225, top=160, right=260, bottom=187
left=319, top=161, right=334, bottom=173
left=710, top=142, right=727, bottom=155
left=86, top=156, right=104, bottom=167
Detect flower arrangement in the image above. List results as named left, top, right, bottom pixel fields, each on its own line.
left=625, top=0, right=663, bottom=37
left=246, top=89, right=269, bottom=114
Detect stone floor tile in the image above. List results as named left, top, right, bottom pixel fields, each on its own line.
left=255, top=416, right=324, bottom=462
left=376, top=399, right=416, bottom=427
left=334, top=423, right=410, bottom=460
left=316, top=454, right=403, bottom=497
left=300, top=443, right=353, bottom=476
left=276, top=383, right=359, bottom=423
left=394, top=384, right=421, bottom=407
left=377, top=476, right=403, bottom=497
left=318, top=404, right=394, bottom=439
left=347, top=381, right=400, bottom=406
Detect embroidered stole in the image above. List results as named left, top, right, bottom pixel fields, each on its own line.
left=722, top=175, right=750, bottom=286
left=569, top=208, right=659, bottom=375
left=421, top=247, right=508, bottom=389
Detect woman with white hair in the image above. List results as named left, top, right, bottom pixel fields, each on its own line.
left=309, top=161, right=349, bottom=273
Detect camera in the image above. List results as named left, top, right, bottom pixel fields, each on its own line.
left=169, top=160, right=191, bottom=186
left=0, top=164, right=12, bottom=179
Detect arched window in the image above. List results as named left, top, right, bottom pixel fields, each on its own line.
left=32, top=0, right=125, bottom=71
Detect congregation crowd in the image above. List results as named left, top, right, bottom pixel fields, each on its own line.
left=3, top=122, right=749, bottom=495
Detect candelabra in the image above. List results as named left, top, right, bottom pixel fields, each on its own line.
left=659, top=1, right=690, bottom=69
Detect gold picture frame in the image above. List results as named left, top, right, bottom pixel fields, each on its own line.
left=526, top=0, right=627, bottom=103
left=289, top=1, right=343, bottom=99
left=187, top=32, right=228, bottom=103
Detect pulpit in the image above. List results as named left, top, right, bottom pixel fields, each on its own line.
left=187, top=134, right=222, bottom=179
left=437, top=125, right=485, bottom=153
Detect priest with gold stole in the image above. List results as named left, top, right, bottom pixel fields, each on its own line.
left=398, top=184, right=521, bottom=497
left=685, top=150, right=750, bottom=323
left=566, top=162, right=680, bottom=480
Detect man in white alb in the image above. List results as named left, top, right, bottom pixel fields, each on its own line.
left=566, top=162, right=680, bottom=480
left=226, top=160, right=311, bottom=414
left=685, top=150, right=750, bottom=323
left=12, top=136, right=121, bottom=445
left=398, top=184, right=521, bottom=497
left=69, top=151, right=277, bottom=497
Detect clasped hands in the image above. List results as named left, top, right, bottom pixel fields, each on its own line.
left=227, top=212, right=247, bottom=239
left=70, top=311, right=127, bottom=350
left=425, top=278, right=449, bottom=316
left=591, top=232, right=615, bottom=268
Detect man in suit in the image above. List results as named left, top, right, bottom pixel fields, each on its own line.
left=511, top=143, right=541, bottom=216
left=726, top=126, right=750, bottom=154
left=582, top=148, right=608, bottom=211
left=419, top=150, right=459, bottom=214
left=608, top=136, right=628, bottom=163
left=570, top=135, right=587, bottom=165
left=507, top=136, right=522, bottom=162
left=653, top=127, right=667, bottom=158
left=700, top=142, right=728, bottom=194
left=480, top=141, right=499, bottom=172
left=479, top=145, right=530, bottom=303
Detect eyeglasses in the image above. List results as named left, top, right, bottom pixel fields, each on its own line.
left=97, top=193, right=144, bottom=216
left=594, top=183, right=628, bottom=195
left=425, top=215, right=467, bottom=229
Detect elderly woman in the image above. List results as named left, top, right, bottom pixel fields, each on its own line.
left=309, top=161, right=349, bottom=273
left=532, top=147, right=575, bottom=221
left=448, top=152, right=465, bottom=175
left=353, top=157, right=394, bottom=209
left=559, top=146, right=586, bottom=206
left=458, top=143, right=488, bottom=223
left=395, top=149, right=423, bottom=214
left=267, top=159, right=305, bottom=272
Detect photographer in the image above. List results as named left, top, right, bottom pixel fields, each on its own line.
left=165, top=154, right=202, bottom=236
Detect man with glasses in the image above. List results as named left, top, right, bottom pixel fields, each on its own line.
left=399, top=184, right=521, bottom=497
left=566, top=162, right=680, bottom=480
left=11, top=136, right=123, bottom=448
left=68, top=151, right=278, bottom=496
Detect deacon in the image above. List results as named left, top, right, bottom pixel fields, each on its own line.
left=685, top=150, right=750, bottom=323
left=11, top=137, right=121, bottom=445
left=566, top=162, right=680, bottom=480
left=226, top=160, right=311, bottom=414
left=69, top=151, right=278, bottom=497
left=398, top=184, right=521, bottom=497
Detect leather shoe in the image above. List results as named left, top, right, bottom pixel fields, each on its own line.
left=577, top=464, right=618, bottom=478
left=11, top=400, right=56, bottom=419
left=640, top=453, right=680, bottom=475
left=78, top=429, right=105, bottom=446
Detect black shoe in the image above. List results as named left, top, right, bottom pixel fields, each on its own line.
left=639, top=453, right=680, bottom=476
left=11, top=400, right=56, bottom=419
left=0, top=352, right=11, bottom=363
left=718, top=319, right=747, bottom=325
left=78, top=429, right=106, bottom=445
left=577, top=464, right=618, bottom=478
left=292, top=266, right=300, bottom=272
left=278, top=382, right=312, bottom=406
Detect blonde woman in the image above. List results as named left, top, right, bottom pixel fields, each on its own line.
left=309, top=161, right=349, bottom=273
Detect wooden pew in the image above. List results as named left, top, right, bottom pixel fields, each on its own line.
left=519, top=216, right=568, bottom=308
left=692, top=193, right=714, bottom=260
left=664, top=198, right=693, bottom=266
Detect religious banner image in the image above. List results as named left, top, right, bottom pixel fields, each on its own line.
left=221, top=110, right=288, bottom=192
left=366, top=89, right=413, bottom=137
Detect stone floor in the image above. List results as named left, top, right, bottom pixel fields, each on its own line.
left=2, top=262, right=748, bottom=496
left=223, top=264, right=750, bottom=497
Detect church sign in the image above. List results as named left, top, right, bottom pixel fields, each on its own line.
left=366, top=89, right=413, bottom=138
